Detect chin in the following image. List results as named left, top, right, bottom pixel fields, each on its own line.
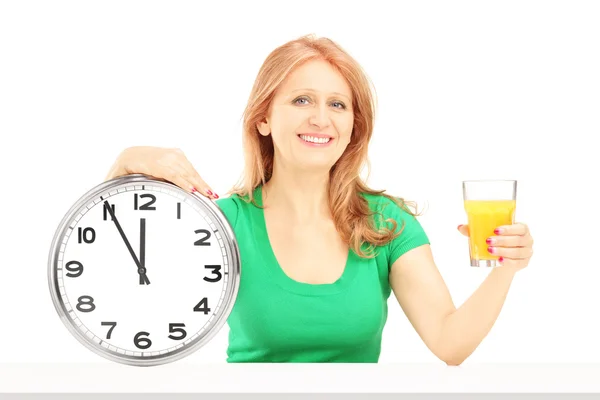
left=297, top=160, right=336, bottom=172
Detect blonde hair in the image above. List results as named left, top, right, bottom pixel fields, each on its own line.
left=226, top=34, right=424, bottom=259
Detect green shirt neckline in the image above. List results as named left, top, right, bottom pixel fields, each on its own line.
left=251, top=185, right=360, bottom=296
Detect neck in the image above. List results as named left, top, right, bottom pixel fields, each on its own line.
left=262, top=165, right=331, bottom=224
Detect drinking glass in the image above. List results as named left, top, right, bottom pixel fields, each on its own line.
left=462, top=180, right=517, bottom=267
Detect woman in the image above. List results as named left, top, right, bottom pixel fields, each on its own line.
left=104, top=34, right=534, bottom=364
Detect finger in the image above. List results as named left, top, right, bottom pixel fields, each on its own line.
left=488, top=245, right=533, bottom=260
left=457, top=224, right=469, bottom=236
left=495, top=223, right=529, bottom=236
left=177, top=159, right=217, bottom=199
left=486, top=234, right=533, bottom=248
left=158, top=164, right=200, bottom=195
left=170, top=163, right=219, bottom=199
left=495, top=257, right=521, bottom=269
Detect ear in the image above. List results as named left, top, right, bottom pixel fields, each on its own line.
left=256, top=117, right=271, bottom=137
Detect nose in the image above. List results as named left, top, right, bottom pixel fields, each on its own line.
left=308, top=104, right=331, bottom=129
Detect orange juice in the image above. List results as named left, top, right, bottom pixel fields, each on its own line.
left=464, top=199, right=516, bottom=261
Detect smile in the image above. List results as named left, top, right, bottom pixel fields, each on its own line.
left=298, top=134, right=333, bottom=146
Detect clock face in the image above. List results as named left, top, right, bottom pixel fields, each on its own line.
left=49, top=176, right=239, bottom=366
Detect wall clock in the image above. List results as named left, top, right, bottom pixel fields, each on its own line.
left=48, top=173, right=240, bottom=366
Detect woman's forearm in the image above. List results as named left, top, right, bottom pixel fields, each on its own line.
left=437, top=267, right=517, bottom=365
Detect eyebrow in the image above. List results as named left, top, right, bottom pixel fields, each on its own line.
left=290, top=88, right=351, bottom=101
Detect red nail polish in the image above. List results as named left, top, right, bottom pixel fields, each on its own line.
left=213, top=193, right=219, bottom=199
left=494, top=228, right=501, bottom=235
left=207, top=189, right=213, bottom=195
left=498, top=256, right=504, bottom=263
left=486, top=238, right=492, bottom=245
left=191, top=187, right=198, bottom=193
left=488, top=246, right=495, bottom=254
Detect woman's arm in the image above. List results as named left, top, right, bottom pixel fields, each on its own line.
left=389, top=244, right=516, bottom=365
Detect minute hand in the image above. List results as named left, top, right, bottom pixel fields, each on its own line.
left=103, top=201, right=150, bottom=285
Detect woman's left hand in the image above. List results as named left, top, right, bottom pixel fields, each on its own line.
left=458, top=223, right=534, bottom=271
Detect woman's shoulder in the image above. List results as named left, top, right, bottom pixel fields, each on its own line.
left=215, top=194, right=240, bottom=211
left=360, top=190, right=402, bottom=212
left=215, top=194, right=243, bottom=229
left=214, top=189, right=259, bottom=228
left=359, top=191, right=420, bottom=225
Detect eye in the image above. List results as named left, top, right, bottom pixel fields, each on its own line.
left=294, top=96, right=310, bottom=105
left=293, top=96, right=347, bottom=110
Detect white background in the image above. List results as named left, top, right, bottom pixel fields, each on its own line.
left=1, top=0, right=598, bottom=366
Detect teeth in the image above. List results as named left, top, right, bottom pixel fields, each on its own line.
left=300, top=135, right=331, bottom=144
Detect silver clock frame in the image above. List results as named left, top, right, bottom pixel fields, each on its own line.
left=47, top=174, right=241, bottom=367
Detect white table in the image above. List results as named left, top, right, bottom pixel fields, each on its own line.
left=1, top=363, right=599, bottom=396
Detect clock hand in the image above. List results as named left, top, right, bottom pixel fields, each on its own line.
left=139, top=218, right=147, bottom=285
left=103, top=201, right=150, bottom=285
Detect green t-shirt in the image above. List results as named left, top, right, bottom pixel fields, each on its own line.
left=214, top=185, right=429, bottom=362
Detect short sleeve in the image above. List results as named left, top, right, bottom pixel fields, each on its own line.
left=215, top=196, right=240, bottom=230
left=380, top=197, right=430, bottom=269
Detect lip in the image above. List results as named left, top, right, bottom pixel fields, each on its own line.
left=297, top=134, right=334, bottom=147
left=297, top=133, right=334, bottom=139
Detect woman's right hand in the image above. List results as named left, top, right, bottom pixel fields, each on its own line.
left=104, top=146, right=218, bottom=199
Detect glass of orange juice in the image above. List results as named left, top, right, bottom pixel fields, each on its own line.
left=463, top=180, right=517, bottom=267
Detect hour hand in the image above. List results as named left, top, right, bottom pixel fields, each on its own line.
left=139, top=270, right=150, bottom=285
left=139, top=217, right=149, bottom=285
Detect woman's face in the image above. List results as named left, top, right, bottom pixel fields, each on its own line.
left=257, top=59, right=354, bottom=172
